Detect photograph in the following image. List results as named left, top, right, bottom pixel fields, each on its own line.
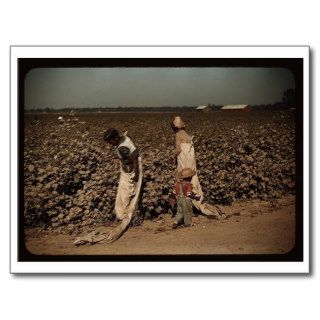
left=10, top=46, right=309, bottom=272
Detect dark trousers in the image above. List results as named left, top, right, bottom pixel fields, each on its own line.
left=175, top=195, right=193, bottom=226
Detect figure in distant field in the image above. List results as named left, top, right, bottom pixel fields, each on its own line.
left=171, top=116, right=226, bottom=219
left=58, top=116, right=64, bottom=124
left=74, top=128, right=143, bottom=245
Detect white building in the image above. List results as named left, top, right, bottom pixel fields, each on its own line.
left=196, top=105, right=211, bottom=112
left=221, top=104, right=251, bottom=112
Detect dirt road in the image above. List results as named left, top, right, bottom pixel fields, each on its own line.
left=25, top=196, right=295, bottom=256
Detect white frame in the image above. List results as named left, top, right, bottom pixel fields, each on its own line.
left=10, top=46, right=309, bottom=273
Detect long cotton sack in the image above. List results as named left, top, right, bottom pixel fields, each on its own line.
left=115, top=156, right=143, bottom=221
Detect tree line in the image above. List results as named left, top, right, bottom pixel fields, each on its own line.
left=26, top=89, right=296, bottom=112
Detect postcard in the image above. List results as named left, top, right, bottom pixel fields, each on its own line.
left=10, top=46, right=309, bottom=273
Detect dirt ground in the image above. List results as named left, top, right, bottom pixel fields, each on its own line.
left=25, top=195, right=295, bottom=255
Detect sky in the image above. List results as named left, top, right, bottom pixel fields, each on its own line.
left=24, top=67, right=295, bottom=109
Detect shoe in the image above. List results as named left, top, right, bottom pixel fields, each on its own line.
left=172, top=222, right=179, bottom=229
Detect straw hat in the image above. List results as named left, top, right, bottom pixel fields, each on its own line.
left=172, top=116, right=185, bottom=129
left=177, top=168, right=196, bottom=179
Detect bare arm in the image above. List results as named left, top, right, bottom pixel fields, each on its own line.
left=173, top=133, right=182, bottom=158
left=129, top=149, right=139, bottom=181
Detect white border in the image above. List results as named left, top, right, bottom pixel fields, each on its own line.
left=10, top=46, right=309, bottom=273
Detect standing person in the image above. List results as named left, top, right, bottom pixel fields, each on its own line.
left=172, top=168, right=200, bottom=229
left=74, top=128, right=143, bottom=245
left=171, top=116, right=226, bottom=219
left=103, top=128, right=143, bottom=241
